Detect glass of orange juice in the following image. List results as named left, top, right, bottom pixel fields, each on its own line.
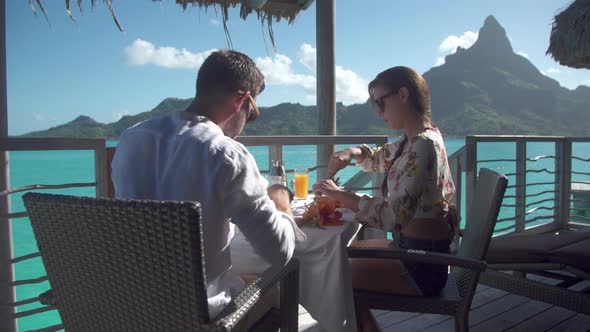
left=294, top=168, right=309, bottom=199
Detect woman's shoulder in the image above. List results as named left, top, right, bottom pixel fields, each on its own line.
left=410, top=127, right=446, bottom=154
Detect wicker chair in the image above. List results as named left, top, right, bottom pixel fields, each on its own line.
left=22, top=192, right=299, bottom=332
left=348, top=167, right=508, bottom=332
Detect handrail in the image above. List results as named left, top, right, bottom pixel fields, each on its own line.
left=0, top=183, right=96, bottom=197
left=0, top=135, right=390, bottom=332
left=466, top=135, right=590, bottom=236
left=0, top=137, right=109, bottom=332
left=11, top=306, right=56, bottom=319
left=11, top=276, right=48, bottom=286
left=9, top=253, right=41, bottom=264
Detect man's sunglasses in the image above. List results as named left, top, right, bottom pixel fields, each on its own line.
left=373, top=90, right=398, bottom=113
left=239, top=92, right=260, bottom=123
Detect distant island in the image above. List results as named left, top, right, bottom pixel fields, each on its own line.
left=21, top=16, right=590, bottom=138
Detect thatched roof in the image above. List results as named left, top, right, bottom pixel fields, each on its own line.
left=546, top=0, right=590, bottom=69
left=29, top=0, right=314, bottom=49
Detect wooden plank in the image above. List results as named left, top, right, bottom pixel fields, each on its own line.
left=0, top=1, right=17, bottom=330
left=468, top=136, right=566, bottom=142
left=400, top=286, right=509, bottom=330
left=371, top=309, right=389, bottom=317
left=505, top=306, right=577, bottom=332
left=425, top=294, right=531, bottom=331
left=377, top=311, right=422, bottom=329
left=378, top=283, right=499, bottom=331
left=546, top=313, right=590, bottom=331
left=465, top=136, right=477, bottom=223
left=385, top=313, right=449, bottom=331
left=470, top=299, right=552, bottom=331
left=316, top=0, right=336, bottom=181
left=0, top=137, right=106, bottom=151
left=469, top=286, right=510, bottom=309
left=515, top=140, right=527, bottom=232
left=236, top=135, right=388, bottom=146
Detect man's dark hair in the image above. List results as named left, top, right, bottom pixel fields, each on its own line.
left=196, top=50, right=265, bottom=103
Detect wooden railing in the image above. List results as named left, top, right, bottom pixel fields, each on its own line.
left=0, top=138, right=108, bottom=332
left=0, top=134, right=388, bottom=331
left=448, top=136, right=590, bottom=236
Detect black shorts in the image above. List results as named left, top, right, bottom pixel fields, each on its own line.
left=396, top=234, right=451, bottom=297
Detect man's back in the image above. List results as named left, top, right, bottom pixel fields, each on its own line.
left=112, top=111, right=300, bottom=285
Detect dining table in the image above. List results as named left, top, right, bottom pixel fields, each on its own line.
left=230, top=195, right=362, bottom=332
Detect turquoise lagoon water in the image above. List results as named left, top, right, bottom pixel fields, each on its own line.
left=7, top=138, right=590, bottom=330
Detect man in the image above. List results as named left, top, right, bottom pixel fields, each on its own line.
left=111, top=50, right=303, bottom=320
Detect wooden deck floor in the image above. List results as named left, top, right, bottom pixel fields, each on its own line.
left=298, top=277, right=590, bottom=332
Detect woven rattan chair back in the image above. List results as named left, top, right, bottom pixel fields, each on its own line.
left=453, top=168, right=508, bottom=300
left=23, top=193, right=210, bottom=331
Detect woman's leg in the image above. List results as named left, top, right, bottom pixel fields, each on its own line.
left=350, top=240, right=420, bottom=331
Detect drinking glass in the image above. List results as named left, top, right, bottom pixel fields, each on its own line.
left=293, top=168, right=309, bottom=199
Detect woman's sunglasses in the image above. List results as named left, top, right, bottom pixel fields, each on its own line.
left=373, top=90, right=398, bottom=112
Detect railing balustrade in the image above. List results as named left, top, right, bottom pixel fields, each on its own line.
left=0, top=134, right=388, bottom=331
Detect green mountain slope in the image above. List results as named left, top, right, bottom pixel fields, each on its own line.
left=22, top=16, right=590, bottom=138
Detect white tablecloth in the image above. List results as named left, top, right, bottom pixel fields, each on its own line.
left=230, top=198, right=361, bottom=332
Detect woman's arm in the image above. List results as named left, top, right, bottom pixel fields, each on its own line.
left=327, top=147, right=365, bottom=178
left=312, top=179, right=361, bottom=211
left=356, top=138, right=404, bottom=173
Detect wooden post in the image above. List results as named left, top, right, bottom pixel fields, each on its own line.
left=315, top=0, right=336, bottom=180
left=465, top=136, right=477, bottom=225
left=556, top=138, right=572, bottom=229
left=515, top=139, right=526, bottom=233
left=0, top=0, right=18, bottom=330
left=94, top=140, right=108, bottom=197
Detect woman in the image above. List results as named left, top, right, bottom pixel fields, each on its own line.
left=312, top=66, right=457, bottom=331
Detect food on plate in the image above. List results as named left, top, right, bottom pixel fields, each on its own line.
left=301, top=196, right=344, bottom=227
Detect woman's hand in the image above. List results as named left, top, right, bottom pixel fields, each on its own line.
left=328, top=147, right=361, bottom=178
left=312, top=179, right=342, bottom=199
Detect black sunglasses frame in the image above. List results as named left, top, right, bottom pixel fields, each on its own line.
left=373, top=90, right=398, bottom=112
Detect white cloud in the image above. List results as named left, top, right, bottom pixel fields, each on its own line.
left=517, top=51, right=529, bottom=59
left=438, top=31, right=478, bottom=53
left=113, top=110, right=130, bottom=121
left=256, top=43, right=368, bottom=105
left=32, top=112, right=56, bottom=121
left=209, top=19, right=220, bottom=26
left=435, top=30, right=478, bottom=67
left=335, top=66, right=369, bottom=104
left=546, top=67, right=561, bottom=74
left=125, top=39, right=216, bottom=69
left=541, top=70, right=547, bottom=75
left=255, top=53, right=316, bottom=90
left=298, top=43, right=316, bottom=71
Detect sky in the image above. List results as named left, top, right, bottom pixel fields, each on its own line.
left=5, top=0, right=589, bottom=135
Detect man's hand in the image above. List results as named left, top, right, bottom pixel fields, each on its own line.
left=267, top=184, right=294, bottom=216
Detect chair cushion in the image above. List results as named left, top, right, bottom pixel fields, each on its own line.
left=549, top=238, right=590, bottom=273
left=486, top=230, right=590, bottom=264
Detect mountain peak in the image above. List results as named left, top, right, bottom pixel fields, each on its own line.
left=470, top=15, right=513, bottom=55
left=69, top=115, right=98, bottom=125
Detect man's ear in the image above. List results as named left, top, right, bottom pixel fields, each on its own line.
left=232, top=93, right=249, bottom=115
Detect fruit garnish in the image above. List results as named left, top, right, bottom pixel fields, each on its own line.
left=300, top=196, right=344, bottom=227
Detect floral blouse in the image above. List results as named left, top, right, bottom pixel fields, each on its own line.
left=355, top=127, right=456, bottom=243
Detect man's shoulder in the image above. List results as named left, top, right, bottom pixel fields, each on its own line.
left=120, top=114, right=176, bottom=137
left=211, top=136, right=252, bottom=163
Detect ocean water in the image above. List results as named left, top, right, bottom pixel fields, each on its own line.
left=6, top=138, right=589, bottom=331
